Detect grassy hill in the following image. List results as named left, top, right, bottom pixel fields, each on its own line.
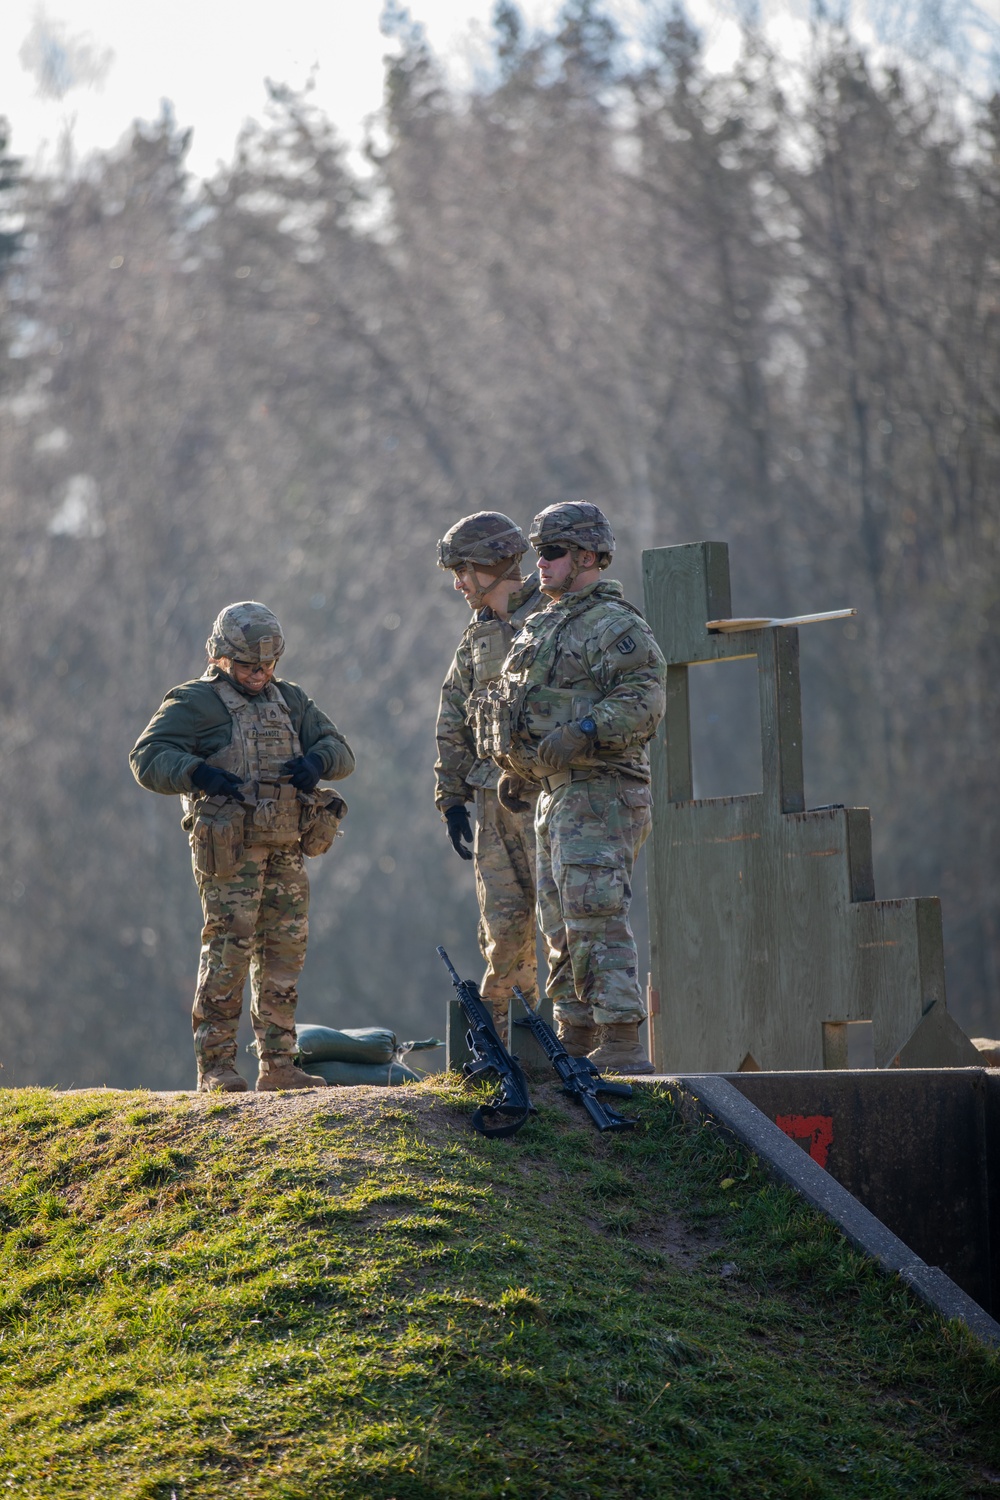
left=0, top=1079, right=997, bottom=1499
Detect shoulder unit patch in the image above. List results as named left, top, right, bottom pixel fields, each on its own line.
left=615, top=634, right=637, bottom=655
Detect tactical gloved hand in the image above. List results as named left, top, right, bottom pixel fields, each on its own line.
left=282, top=752, right=324, bottom=792
left=444, top=804, right=474, bottom=861
left=536, top=720, right=596, bottom=772
left=497, top=773, right=532, bottom=815
left=190, top=762, right=246, bottom=802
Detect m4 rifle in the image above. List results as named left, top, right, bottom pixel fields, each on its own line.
left=437, top=947, right=534, bottom=1139
left=512, top=987, right=637, bottom=1133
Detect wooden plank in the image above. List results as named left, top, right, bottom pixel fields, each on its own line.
left=643, top=541, right=752, bottom=667
left=708, top=608, right=857, bottom=632
left=757, top=628, right=805, bottom=815
left=664, top=664, right=693, bottom=802
left=845, top=808, right=875, bottom=903
left=822, top=1022, right=849, bottom=1069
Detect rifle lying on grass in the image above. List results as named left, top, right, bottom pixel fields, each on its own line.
left=437, top=947, right=534, bottom=1139
left=512, top=987, right=637, bottom=1134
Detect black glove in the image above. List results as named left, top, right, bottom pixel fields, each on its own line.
left=282, top=752, right=324, bottom=792
left=444, top=804, right=474, bottom=861
left=190, top=762, right=245, bottom=802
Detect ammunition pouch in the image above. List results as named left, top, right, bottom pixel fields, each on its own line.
left=299, top=789, right=348, bottom=857
left=182, top=796, right=246, bottom=880
left=476, top=680, right=601, bottom=779
left=243, top=781, right=302, bottom=848
left=474, top=680, right=534, bottom=777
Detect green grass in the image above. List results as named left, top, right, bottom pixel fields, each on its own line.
left=0, top=1079, right=997, bottom=1499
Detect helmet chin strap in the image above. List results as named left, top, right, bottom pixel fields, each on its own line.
left=465, top=557, right=522, bottom=610
left=544, top=546, right=584, bottom=597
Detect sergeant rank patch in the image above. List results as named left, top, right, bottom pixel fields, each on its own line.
left=615, top=635, right=637, bottom=655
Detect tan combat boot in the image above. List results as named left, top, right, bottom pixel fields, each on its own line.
left=197, top=1064, right=248, bottom=1093
left=557, top=1021, right=597, bottom=1058
left=587, top=1022, right=655, bottom=1075
left=256, top=1057, right=329, bottom=1091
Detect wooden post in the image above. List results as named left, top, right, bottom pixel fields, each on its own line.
left=663, top=665, right=693, bottom=803
left=510, top=993, right=556, bottom=1078
left=757, top=627, right=805, bottom=815
left=446, top=1000, right=473, bottom=1073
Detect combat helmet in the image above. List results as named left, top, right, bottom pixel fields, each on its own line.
left=206, top=602, right=285, bottom=664
left=529, top=502, right=615, bottom=567
left=437, top=512, right=529, bottom=570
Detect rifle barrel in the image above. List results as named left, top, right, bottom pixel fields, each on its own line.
left=437, top=945, right=462, bottom=987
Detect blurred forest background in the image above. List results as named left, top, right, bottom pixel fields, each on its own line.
left=0, top=1, right=997, bottom=1086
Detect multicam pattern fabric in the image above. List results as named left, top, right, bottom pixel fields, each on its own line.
left=528, top=502, right=616, bottom=559
left=491, top=577, right=666, bottom=1027
left=487, top=579, right=667, bottom=784
left=436, top=512, right=529, bottom=570
left=130, top=658, right=354, bottom=1084
left=181, top=679, right=302, bottom=848
left=536, top=775, right=651, bottom=1027
left=473, top=785, right=540, bottom=1025
left=206, top=601, right=285, bottom=664
left=434, top=576, right=544, bottom=808
left=192, top=844, right=309, bottom=1071
left=435, top=575, right=545, bottom=1030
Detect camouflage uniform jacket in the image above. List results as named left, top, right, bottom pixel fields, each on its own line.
left=489, top=579, right=666, bottom=784
left=434, top=574, right=543, bottom=811
left=129, top=667, right=355, bottom=796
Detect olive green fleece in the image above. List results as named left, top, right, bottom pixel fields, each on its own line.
left=129, top=670, right=354, bottom=796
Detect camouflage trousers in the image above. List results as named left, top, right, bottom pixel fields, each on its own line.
left=535, top=773, right=651, bottom=1028
left=473, top=786, right=539, bottom=1028
left=192, top=842, right=309, bottom=1073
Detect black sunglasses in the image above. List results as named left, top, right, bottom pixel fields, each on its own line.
left=536, top=544, right=570, bottom=561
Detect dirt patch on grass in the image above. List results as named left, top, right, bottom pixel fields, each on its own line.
left=53, top=1081, right=479, bottom=1151
left=632, top=1213, right=723, bottom=1268
left=55, top=1077, right=640, bottom=1147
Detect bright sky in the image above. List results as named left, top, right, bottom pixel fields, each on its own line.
left=2, top=1, right=997, bottom=180
left=0, top=0, right=751, bottom=179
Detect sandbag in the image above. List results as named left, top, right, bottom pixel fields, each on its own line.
left=295, top=1025, right=444, bottom=1065
left=295, top=1025, right=396, bottom=1064
left=307, top=1058, right=422, bottom=1087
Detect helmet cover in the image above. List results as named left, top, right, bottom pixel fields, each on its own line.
left=437, top=511, right=529, bottom=570
left=528, top=502, right=615, bottom=563
left=206, top=601, right=285, bottom=664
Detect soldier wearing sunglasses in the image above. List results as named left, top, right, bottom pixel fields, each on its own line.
left=484, top=503, right=666, bottom=1074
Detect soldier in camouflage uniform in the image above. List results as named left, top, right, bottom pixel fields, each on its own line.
left=130, top=603, right=355, bottom=1093
left=485, top=504, right=667, bottom=1073
left=435, top=513, right=545, bottom=1039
